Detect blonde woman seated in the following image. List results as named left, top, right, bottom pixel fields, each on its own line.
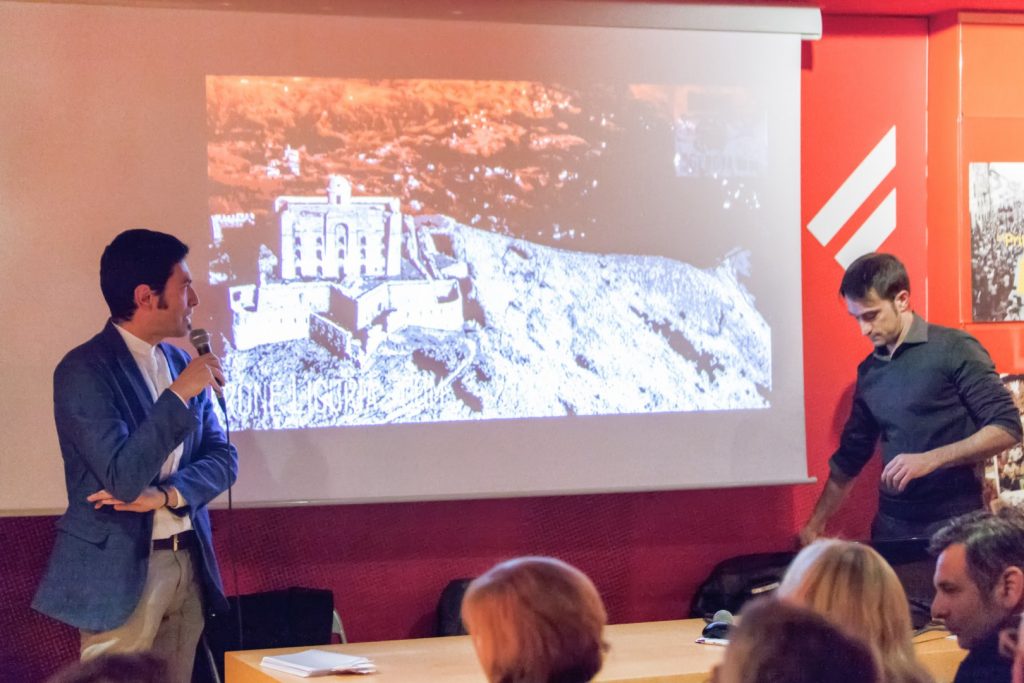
left=461, top=556, right=607, bottom=683
left=777, top=539, right=934, bottom=683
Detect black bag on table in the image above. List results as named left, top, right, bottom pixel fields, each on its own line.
left=689, top=551, right=796, bottom=620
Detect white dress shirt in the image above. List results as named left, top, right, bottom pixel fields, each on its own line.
left=114, top=325, right=192, bottom=540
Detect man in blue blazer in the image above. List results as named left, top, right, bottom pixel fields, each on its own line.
left=33, top=229, right=238, bottom=683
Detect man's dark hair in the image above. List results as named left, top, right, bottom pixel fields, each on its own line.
left=929, top=505, right=1024, bottom=596
left=100, top=229, right=188, bottom=322
left=729, top=598, right=880, bottom=683
left=839, top=253, right=910, bottom=301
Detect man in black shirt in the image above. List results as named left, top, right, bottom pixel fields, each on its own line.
left=929, top=507, right=1024, bottom=683
left=799, top=253, right=1021, bottom=544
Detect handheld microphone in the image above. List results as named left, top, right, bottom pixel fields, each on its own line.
left=189, top=328, right=227, bottom=413
left=190, top=328, right=240, bottom=646
left=189, top=327, right=214, bottom=357
left=711, top=609, right=734, bottom=625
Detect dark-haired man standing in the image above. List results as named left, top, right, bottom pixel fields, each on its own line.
left=930, top=506, right=1024, bottom=683
left=33, top=229, right=237, bottom=683
left=799, top=253, right=1021, bottom=544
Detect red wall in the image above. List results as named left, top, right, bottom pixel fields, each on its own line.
left=0, top=14, right=932, bottom=681
left=928, top=12, right=1024, bottom=370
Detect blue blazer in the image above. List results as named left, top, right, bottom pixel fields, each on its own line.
left=33, top=321, right=238, bottom=632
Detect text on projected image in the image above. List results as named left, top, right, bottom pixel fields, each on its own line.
left=207, top=77, right=771, bottom=430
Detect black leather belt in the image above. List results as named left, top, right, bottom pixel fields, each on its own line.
left=152, top=530, right=197, bottom=552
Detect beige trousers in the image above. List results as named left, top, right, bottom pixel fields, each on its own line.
left=80, top=547, right=205, bottom=683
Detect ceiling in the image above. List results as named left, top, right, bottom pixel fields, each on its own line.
left=734, top=0, right=1024, bottom=16
left=31, top=0, right=1024, bottom=19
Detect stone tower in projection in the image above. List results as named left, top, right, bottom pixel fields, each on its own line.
left=227, top=175, right=466, bottom=356
left=279, top=175, right=403, bottom=282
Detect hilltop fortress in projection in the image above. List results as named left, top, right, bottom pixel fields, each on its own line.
left=220, top=175, right=771, bottom=429
left=228, top=176, right=467, bottom=365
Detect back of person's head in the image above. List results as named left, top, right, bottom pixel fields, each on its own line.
left=100, top=229, right=189, bottom=322
left=461, top=556, right=607, bottom=683
left=778, top=539, right=932, bottom=683
left=45, top=652, right=169, bottom=683
left=839, top=252, right=910, bottom=301
left=713, top=598, right=880, bottom=683
left=929, top=505, right=1024, bottom=598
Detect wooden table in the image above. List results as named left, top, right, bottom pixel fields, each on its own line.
left=225, top=618, right=967, bottom=683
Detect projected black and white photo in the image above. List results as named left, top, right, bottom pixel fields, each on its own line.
left=970, top=162, right=1024, bottom=322
left=206, top=77, right=772, bottom=430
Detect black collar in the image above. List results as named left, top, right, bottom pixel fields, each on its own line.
left=872, top=313, right=927, bottom=361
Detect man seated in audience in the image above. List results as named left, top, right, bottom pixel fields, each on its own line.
left=461, top=556, right=607, bottom=683
left=930, top=506, right=1024, bottom=683
left=710, top=598, right=880, bottom=683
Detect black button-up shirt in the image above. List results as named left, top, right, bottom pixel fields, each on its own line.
left=829, top=314, right=1022, bottom=522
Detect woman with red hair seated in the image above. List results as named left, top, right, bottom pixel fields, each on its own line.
left=461, top=556, right=607, bottom=683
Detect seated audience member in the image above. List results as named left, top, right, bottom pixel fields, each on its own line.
left=46, top=652, right=168, bottom=683
left=776, top=539, right=934, bottom=683
left=929, top=506, right=1024, bottom=683
left=711, top=598, right=880, bottom=683
left=461, top=556, right=607, bottom=683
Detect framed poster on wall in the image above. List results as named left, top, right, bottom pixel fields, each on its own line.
left=969, top=162, right=1024, bottom=322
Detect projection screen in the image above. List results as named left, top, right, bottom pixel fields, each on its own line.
left=0, top=1, right=814, bottom=512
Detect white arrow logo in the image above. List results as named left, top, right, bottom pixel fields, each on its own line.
left=807, top=126, right=897, bottom=268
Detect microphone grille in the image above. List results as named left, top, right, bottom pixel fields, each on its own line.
left=189, top=328, right=211, bottom=348
left=711, top=609, right=734, bottom=624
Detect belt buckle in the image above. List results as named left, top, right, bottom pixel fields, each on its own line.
left=172, top=534, right=180, bottom=552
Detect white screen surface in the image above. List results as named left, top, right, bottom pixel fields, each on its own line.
left=0, top=1, right=808, bottom=512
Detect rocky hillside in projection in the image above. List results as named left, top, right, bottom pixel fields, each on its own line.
left=224, top=216, right=770, bottom=430
left=441, top=215, right=769, bottom=418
